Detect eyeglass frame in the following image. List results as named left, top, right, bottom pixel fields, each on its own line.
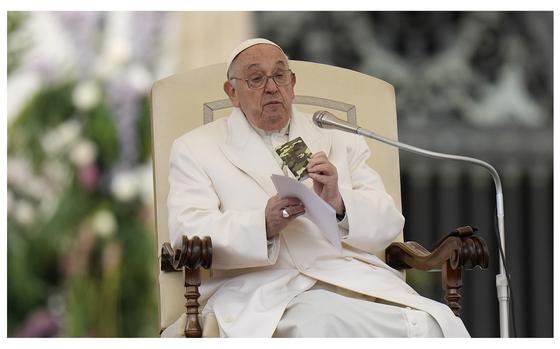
left=229, top=69, right=295, bottom=89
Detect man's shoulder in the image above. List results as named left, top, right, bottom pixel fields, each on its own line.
left=173, top=116, right=228, bottom=147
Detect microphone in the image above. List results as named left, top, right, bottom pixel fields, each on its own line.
left=313, top=110, right=360, bottom=133
left=313, top=110, right=511, bottom=338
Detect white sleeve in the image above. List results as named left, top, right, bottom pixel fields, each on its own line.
left=167, top=139, right=280, bottom=270
left=338, top=135, right=405, bottom=255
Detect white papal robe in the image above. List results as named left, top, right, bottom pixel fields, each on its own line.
left=166, top=106, right=470, bottom=337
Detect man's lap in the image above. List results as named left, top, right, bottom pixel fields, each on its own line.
left=273, top=283, right=444, bottom=338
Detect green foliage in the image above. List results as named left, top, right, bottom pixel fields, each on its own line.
left=8, top=83, right=76, bottom=169
left=7, top=221, right=49, bottom=334
left=115, top=215, right=158, bottom=337
left=8, top=12, right=28, bottom=73
left=8, top=82, right=159, bottom=337
left=7, top=11, right=162, bottom=338
left=83, top=101, right=119, bottom=169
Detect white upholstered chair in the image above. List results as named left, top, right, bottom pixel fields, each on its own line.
left=150, top=61, right=488, bottom=337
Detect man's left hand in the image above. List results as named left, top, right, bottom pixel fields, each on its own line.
left=306, top=151, right=345, bottom=214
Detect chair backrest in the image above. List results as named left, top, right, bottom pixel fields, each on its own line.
left=150, top=60, right=403, bottom=331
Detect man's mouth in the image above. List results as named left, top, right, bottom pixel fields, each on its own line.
left=264, top=101, right=282, bottom=107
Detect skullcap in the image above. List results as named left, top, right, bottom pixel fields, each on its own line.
left=226, top=38, right=284, bottom=77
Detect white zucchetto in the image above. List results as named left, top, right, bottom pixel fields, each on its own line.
left=226, top=38, right=284, bottom=77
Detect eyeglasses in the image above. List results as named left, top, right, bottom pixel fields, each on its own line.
left=230, top=69, right=294, bottom=89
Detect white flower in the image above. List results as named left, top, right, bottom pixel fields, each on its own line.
left=110, top=170, right=139, bottom=202
left=13, top=200, right=35, bottom=226
left=58, top=119, right=81, bottom=144
left=41, top=130, right=63, bottom=155
left=7, top=71, right=41, bottom=124
left=69, top=139, right=97, bottom=167
left=8, top=157, right=58, bottom=203
left=38, top=195, right=59, bottom=221
left=41, top=119, right=82, bottom=155
left=7, top=157, right=32, bottom=187
left=127, top=64, right=153, bottom=93
left=25, top=178, right=50, bottom=201
left=72, top=80, right=101, bottom=111
left=92, top=209, right=117, bottom=237
left=106, top=38, right=131, bottom=67
left=43, top=160, right=71, bottom=191
left=95, top=38, right=131, bottom=79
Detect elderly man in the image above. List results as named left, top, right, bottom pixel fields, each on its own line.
left=167, top=38, right=470, bottom=337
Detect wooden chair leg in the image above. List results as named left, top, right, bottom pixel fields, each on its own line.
left=442, top=259, right=462, bottom=316
left=160, top=236, right=212, bottom=337
left=184, top=267, right=202, bottom=338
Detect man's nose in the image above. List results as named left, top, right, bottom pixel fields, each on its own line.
left=264, top=76, right=279, bottom=93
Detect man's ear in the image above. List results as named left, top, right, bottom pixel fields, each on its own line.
left=289, top=72, right=297, bottom=97
left=223, top=80, right=240, bottom=107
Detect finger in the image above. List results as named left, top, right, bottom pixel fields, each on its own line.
left=284, top=207, right=305, bottom=221
left=268, top=194, right=282, bottom=204
left=307, top=163, right=335, bottom=175
left=311, top=151, right=327, bottom=159
left=286, top=211, right=305, bottom=220
left=308, top=172, right=331, bottom=184
left=273, top=197, right=294, bottom=209
left=286, top=204, right=305, bottom=216
left=290, top=206, right=305, bottom=217
left=307, top=154, right=328, bottom=167
left=279, top=197, right=304, bottom=207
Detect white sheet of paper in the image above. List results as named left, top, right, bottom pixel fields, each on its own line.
left=271, top=174, right=342, bottom=252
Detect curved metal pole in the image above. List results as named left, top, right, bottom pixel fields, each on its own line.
left=357, top=127, right=510, bottom=338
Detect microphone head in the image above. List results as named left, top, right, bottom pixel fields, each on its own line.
left=312, top=110, right=359, bottom=134
left=312, top=110, right=327, bottom=128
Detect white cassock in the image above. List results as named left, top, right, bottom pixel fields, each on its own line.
left=166, top=106, right=470, bottom=337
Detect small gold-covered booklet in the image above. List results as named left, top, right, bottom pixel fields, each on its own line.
left=275, top=136, right=313, bottom=181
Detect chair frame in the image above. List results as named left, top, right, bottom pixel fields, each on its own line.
left=160, top=225, right=488, bottom=337
left=151, top=62, right=489, bottom=338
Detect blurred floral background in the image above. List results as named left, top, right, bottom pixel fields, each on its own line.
left=7, top=12, right=166, bottom=337
left=7, top=11, right=249, bottom=338
left=7, top=11, right=552, bottom=337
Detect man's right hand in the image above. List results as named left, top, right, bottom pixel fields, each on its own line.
left=265, top=195, right=305, bottom=239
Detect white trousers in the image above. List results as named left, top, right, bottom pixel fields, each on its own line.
left=273, top=282, right=444, bottom=338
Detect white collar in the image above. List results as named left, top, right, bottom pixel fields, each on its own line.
left=249, top=118, right=291, bottom=138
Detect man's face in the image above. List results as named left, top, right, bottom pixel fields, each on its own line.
left=224, top=44, right=296, bottom=132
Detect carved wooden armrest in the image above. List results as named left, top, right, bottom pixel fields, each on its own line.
left=160, top=235, right=212, bottom=337
left=385, top=226, right=489, bottom=316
